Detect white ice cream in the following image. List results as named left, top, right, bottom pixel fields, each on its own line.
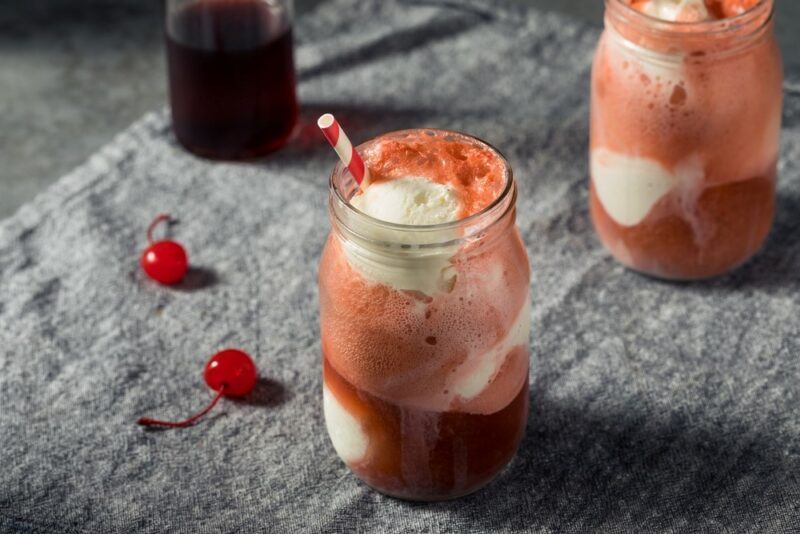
left=323, top=385, right=368, bottom=464
left=446, top=293, right=531, bottom=403
left=344, top=176, right=462, bottom=296
left=350, top=176, right=460, bottom=226
left=591, top=149, right=676, bottom=226
left=638, top=0, right=711, bottom=21
left=591, top=148, right=705, bottom=227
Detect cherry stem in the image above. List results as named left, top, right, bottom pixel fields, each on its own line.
left=146, top=213, right=173, bottom=245
left=137, top=385, right=226, bottom=428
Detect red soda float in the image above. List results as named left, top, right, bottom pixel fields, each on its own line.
left=318, top=123, right=531, bottom=501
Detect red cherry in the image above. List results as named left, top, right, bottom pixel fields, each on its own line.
left=137, top=349, right=258, bottom=428
left=204, top=349, right=258, bottom=397
left=140, top=214, right=188, bottom=285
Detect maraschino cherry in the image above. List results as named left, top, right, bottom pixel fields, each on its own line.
left=141, top=214, right=189, bottom=285
left=137, top=349, right=258, bottom=428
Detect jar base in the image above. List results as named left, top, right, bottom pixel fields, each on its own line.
left=351, top=445, right=522, bottom=503
left=606, top=247, right=763, bottom=282
left=172, top=120, right=297, bottom=161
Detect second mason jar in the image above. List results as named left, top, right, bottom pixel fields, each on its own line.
left=318, top=129, right=531, bottom=501
left=590, top=0, right=783, bottom=279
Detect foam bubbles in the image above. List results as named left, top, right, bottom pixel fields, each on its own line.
left=319, top=228, right=531, bottom=415
left=358, top=130, right=506, bottom=219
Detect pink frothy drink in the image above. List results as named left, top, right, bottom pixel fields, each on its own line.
left=319, top=127, right=531, bottom=501
left=590, top=0, right=782, bottom=279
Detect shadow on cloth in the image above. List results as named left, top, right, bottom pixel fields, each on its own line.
left=297, top=10, right=488, bottom=82
left=175, top=266, right=220, bottom=292
left=411, top=393, right=794, bottom=529
left=234, top=377, right=291, bottom=408
left=250, top=103, right=440, bottom=173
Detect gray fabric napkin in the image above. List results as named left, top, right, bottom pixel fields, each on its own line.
left=2, top=0, right=799, bottom=532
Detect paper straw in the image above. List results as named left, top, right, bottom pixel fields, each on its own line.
left=317, top=113, right=369, bottom=186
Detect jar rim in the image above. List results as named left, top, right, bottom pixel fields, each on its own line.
left=328, top=128, right=516, bottom=238
left=607, top=0, right=773, bottom=35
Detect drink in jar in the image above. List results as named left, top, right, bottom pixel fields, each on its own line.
left=590, top=0, right=782, bottom=279
left=319, top=129, right=531, bottom=500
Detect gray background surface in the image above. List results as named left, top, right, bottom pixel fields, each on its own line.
left=1, top=0, right=799, bottom=219
left=2, top=0, right=800, bottom=532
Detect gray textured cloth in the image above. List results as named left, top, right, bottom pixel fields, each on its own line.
left=2, top=0, right=800, bottom=532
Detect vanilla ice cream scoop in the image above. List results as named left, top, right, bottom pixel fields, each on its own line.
left=637, top=0, right=711, bottom=21
left=350, top=176, right=460, bottom=225
left=343, top=176, right=462, bottom=295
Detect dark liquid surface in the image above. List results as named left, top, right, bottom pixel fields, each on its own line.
left=166, top=0, right=298, bottom=159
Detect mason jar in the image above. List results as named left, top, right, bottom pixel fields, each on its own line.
left=590, top=0, right=782, bottom=279
left=318, top=129, right=531, bottom=501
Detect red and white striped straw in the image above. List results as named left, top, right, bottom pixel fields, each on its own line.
left=317, top=113, right=369, bottom=186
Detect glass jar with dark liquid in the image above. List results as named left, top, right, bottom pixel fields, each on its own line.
left=166, top=0, right=298, bottom=159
